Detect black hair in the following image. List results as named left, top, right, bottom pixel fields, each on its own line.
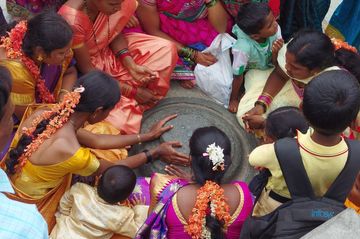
left=265, top=106, right=309, bottom=140
left=5, top=70, right=120, bottom=174
left=22, top=11, right=73, bottom=57
left=97, top=165, right=136, bottom=204
left=75, top=70, right=120, bottom=112
left=287, top=29, right=360, bottom=82
left=303, top=70, right=360, bottom=135
left=189, top=126, right=232, bottom=239
left=0, top=66, right=12, bottom=120
left=235, top=2, right=271, bottom=35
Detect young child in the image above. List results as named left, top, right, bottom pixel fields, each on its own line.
left=249, top=106, right=309, bottom=198
left=249, top=70, right=360, bottom=217
left=50, top=165, right=148, bottom=239
left=229, top=2, right=283, bottom=112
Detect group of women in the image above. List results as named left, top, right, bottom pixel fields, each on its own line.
left=0, top=0, right=359, bottom=238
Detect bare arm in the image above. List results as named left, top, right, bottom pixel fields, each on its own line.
left=136, top=3, right=184, bottom=51
left=58, top=66, right=77, bottom=101
left=73, top=46, right=96, bottom=74
left=228, top=74, right=244, bottom=113
left=206, top=1, right=230, bottom=33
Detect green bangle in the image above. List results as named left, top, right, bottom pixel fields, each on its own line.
left=206, top=0, right=217, bottom=8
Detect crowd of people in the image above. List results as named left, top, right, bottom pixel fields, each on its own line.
left=0, top=0, right=360, bottom=239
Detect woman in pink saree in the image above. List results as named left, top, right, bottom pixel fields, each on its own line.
left=59, top=0, right=178, bottom=134
left=137, top=0, right=231, bottom=88
left=136, top=127, right=253, bottom=239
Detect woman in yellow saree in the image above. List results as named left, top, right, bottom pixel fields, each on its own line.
left=59, top=0, right=178, bottom=134
left=2, top=71, right=189, bottom=231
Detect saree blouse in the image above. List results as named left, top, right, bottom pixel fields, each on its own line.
left=12, top=147, right=100, bottom=199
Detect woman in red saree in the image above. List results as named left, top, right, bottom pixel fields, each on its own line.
left=59, top=0, right=178, bottom=134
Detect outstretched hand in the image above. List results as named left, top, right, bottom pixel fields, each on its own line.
left=156, top=141, right=190, bottom=166
left=146, top=114, right=177, bottom=140
left=128, top=64, right=157, bottom=84
left=165, top=164, right=193, bottom=181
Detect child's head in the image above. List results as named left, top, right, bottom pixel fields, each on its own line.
left=236, top=2, right=277, bottom=40
left=97, top=165, right=136, bottom=204
left=189, top=126, right=232, bottom=185
left=265, top=106, right=309, bottom=142
left=303, top=70, right=360, bottom=136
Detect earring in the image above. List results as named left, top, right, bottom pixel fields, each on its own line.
left=37, top=55, right=43, bottom=62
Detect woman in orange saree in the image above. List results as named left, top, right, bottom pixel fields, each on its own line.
left=59, top=0, right=178, bottom=134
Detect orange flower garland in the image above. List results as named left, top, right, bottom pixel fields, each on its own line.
left=0, top=21, right=56, bottom=103
left=185, top=181, right=231, bottom=239
left=15, top=88, right=83, bottom=172
left=331, top=38, right=358, bottom=53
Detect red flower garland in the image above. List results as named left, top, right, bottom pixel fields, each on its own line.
left=0, top=21, right=55, bottom=103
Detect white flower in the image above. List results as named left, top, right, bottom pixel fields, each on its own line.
left=204, top=143, right=225, bottom=171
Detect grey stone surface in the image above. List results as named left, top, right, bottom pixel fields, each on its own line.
left=131, top=81, right=257, bottom=183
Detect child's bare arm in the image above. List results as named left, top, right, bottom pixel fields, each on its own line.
left=228, top=74, right=244, bottom=113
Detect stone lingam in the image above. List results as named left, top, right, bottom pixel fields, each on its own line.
left=130, top=84, right=257, bottom=183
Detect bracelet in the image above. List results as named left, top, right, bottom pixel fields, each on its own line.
left=137, top=134, right=142, bottom=145
left=143, top=149, right=153, bottom=164
left=255, top=100, right=268, bottom=113
left=179, top=47, right=196, bottom=62
left=205, top=0, right=217, bottom=8
left=115, top=48, right=131, bottom=60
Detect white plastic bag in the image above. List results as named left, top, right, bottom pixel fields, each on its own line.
left=195, top=33, right=236, bottom=108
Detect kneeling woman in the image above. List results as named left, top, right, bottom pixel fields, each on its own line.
left=3, top=71, right=189, bottom=230
left=136, top=126, right=253, bottom=239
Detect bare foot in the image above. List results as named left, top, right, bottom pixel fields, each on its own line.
left=179, top=80, right=196, bottom=89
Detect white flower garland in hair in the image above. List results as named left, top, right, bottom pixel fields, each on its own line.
left=203, top=143, right=225, bottom=171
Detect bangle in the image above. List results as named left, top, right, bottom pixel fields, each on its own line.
left=115, top=48, right=131, bottom=61
left=205, top=0, right=217, bottom=8
left=143, top=149, right=153, bottom=164
left=137, top=134, right=142, bottom=144
left=255, top=100, right=268, bottom=113
left=179, top=47, right=196, bottom=62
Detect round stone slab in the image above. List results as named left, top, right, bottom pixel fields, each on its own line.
left=130, top=97, right=257, bottom=183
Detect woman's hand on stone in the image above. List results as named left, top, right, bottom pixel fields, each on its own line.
left=242, top=114, right=265, bottom=132
left=135, top=87, right=161, bottom=105
left=165, top=164, right=193, bottom=181
left=195, top=52, right=217, bottom=66
left=145, top=114, right=177, bottom=140
left=155, top=141, right=190, bottom=166
left=242, top=105, right=265, bottom=131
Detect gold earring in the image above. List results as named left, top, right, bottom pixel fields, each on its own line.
left=37, top=55, right=43, bottom=62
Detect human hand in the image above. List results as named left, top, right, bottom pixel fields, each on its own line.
left=165, top=164, right=193, bottom=181
left=129, top=194, right=147, bottom=207
left=271, top=39, right=284, bottom=65
left=242, top=114, right=265, bottom=132
left=155, top=141, right=190, bottom=166
left=242, top=105, right=265, bottom=131
left=145, top=114, right=177, bottom=141
left=128, top=64, right=157, bottom=84
left=125, top=15, right=140, bottom=28
left=135, top=87, right=162, bottom=105
left=194, top=52, right=217, bottom=66
left=228, top=98, right=240, bottom=113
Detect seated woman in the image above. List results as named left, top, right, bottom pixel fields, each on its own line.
left=136, top=126, right=253, bottom=239
left=0, top=12, right=76, bottom=122
left=136, top=0, right=231, bottom=89
left=240, top=30, right=360, bottom=131
left=59, top=0, right=178, bottom=134
left=2, top=70, right=189, bottom=231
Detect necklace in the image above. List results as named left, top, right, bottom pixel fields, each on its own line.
left=83, top=0, right=110, bottom=53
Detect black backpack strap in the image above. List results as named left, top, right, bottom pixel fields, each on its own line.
left=325, top=139, right=360, bottom=202
left=275, top=137, right=315, bottom=199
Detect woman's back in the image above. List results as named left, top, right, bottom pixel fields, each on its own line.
left=166, top=181, right=253, bottom=239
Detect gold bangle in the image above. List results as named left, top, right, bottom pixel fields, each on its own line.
left=137, top=134, right=142, bottom=144
left=262, top=92, right=274, bottom=100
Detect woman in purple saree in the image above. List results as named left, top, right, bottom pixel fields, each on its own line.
left=136, top=126, right=253, bottom=238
